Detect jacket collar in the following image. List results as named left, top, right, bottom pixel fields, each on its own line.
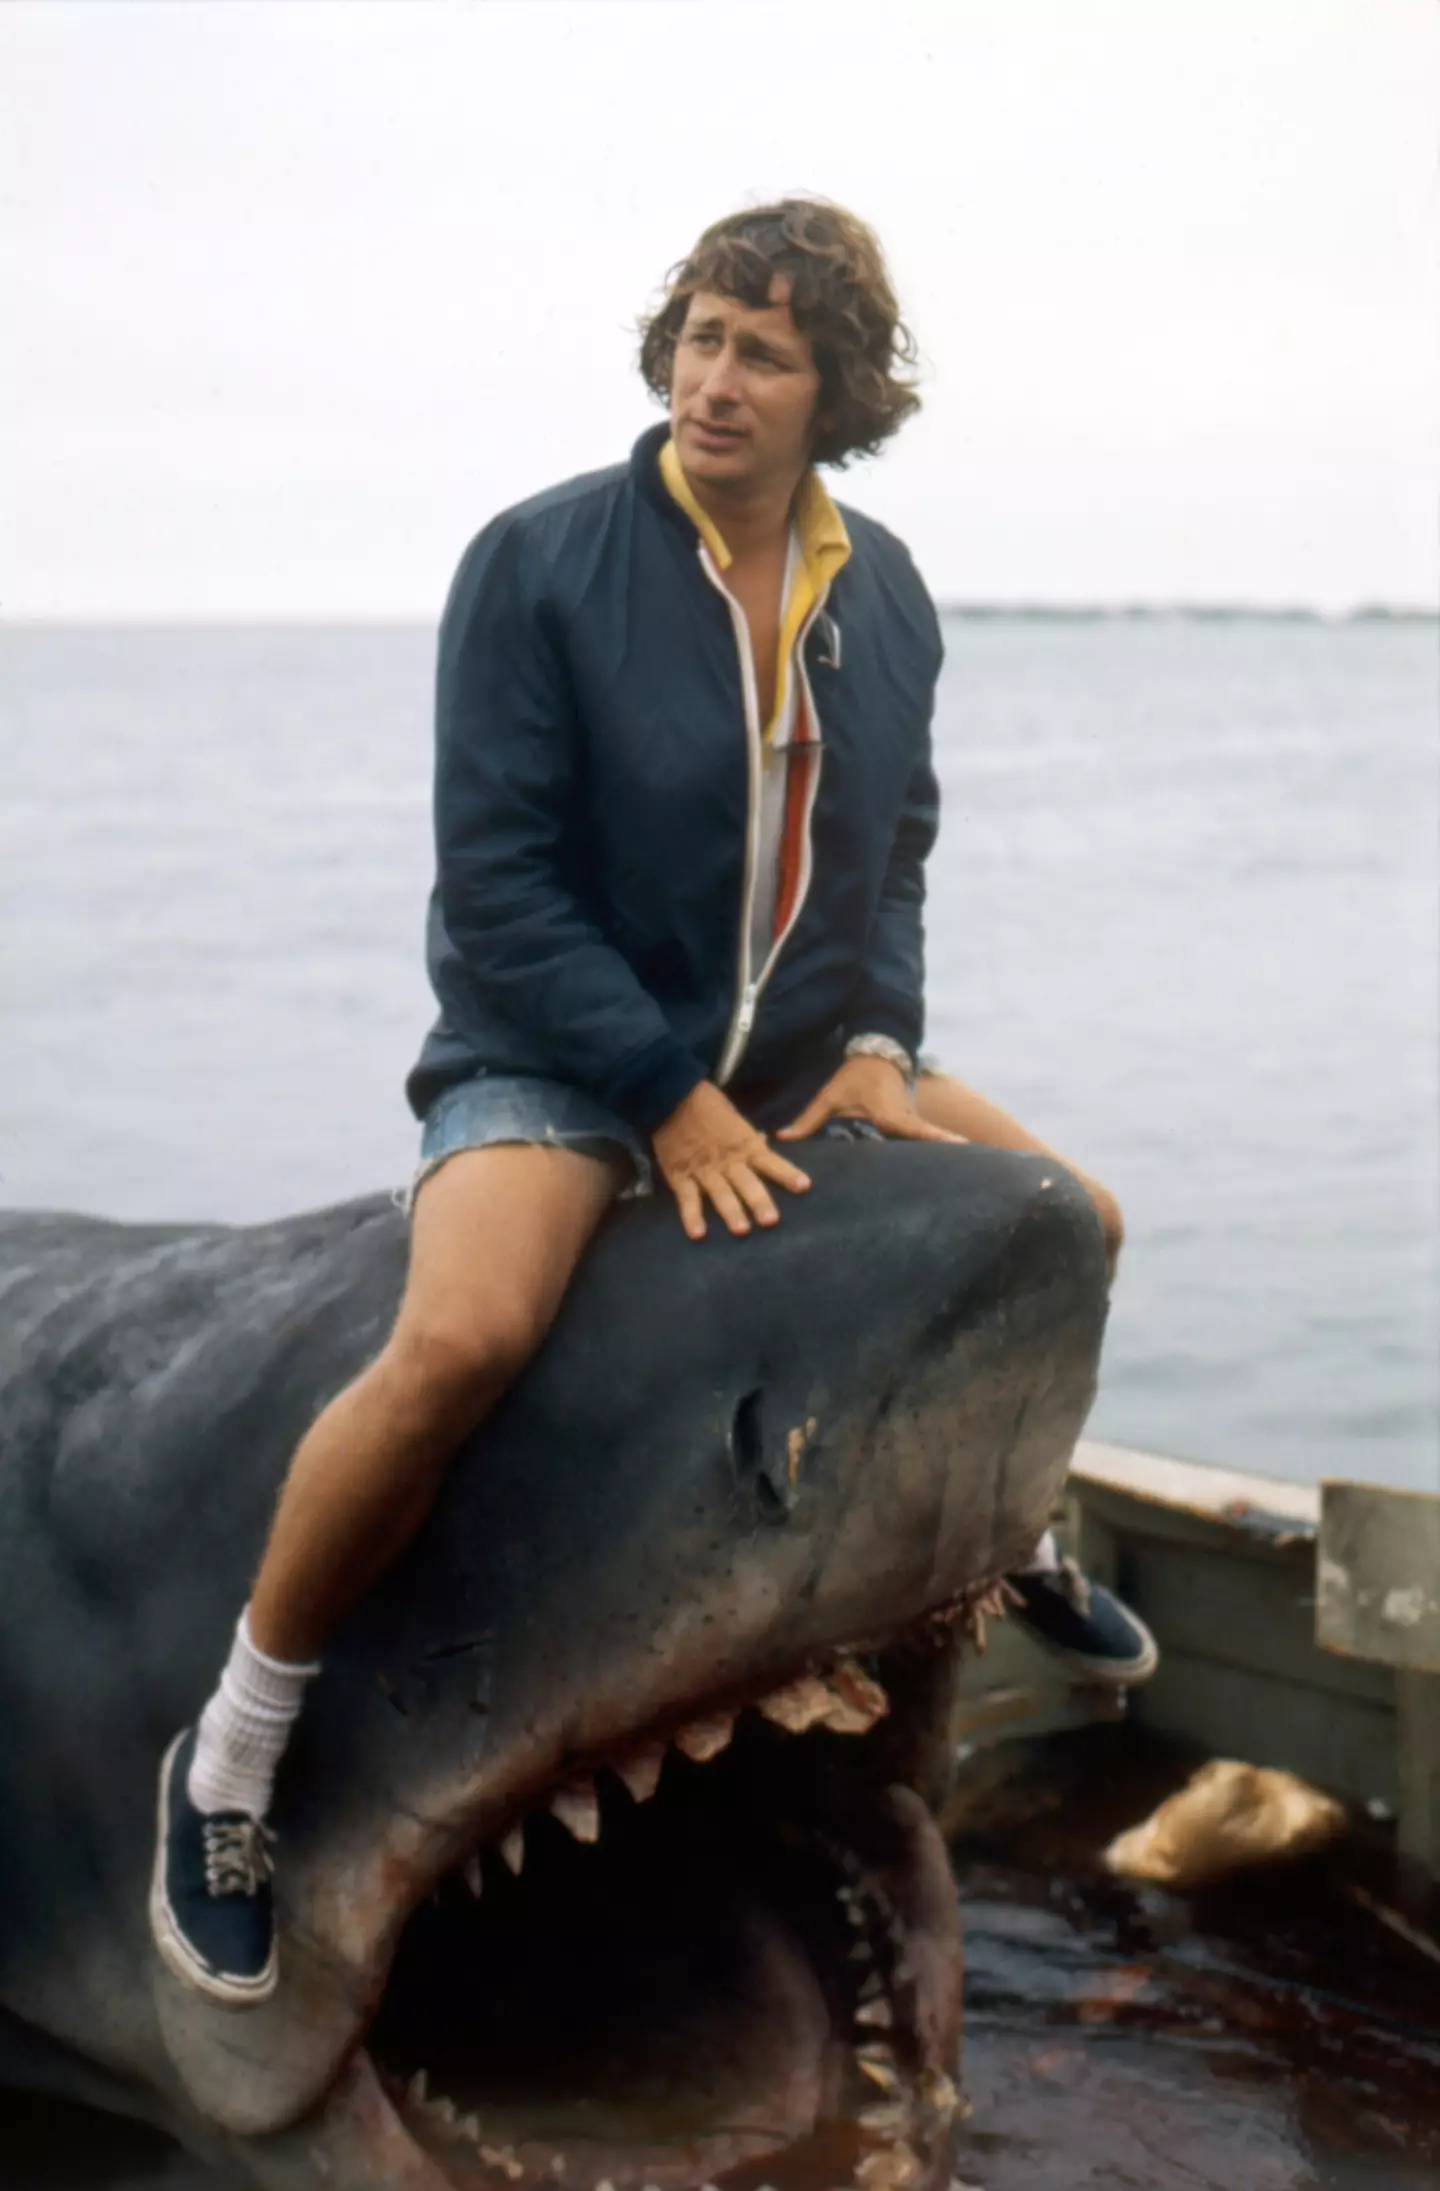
left=632, top=423, right=851, bottom=589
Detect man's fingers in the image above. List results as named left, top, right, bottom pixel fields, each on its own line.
left=674, top=1177, right=707, bottom=1242
left=879, top=1114, right=968, bottom=1144
left=775, top=1106, right=965, bottom=1153
left=728, top=1160, right=780, bottom=1229
left=703, top=1170, right=753, bottom=1237
left=775, top=1102, right=829, bottom=1141
left=751, top=1143, right=813, bottom=1195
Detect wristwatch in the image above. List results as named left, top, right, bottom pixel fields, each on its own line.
left=845, top=1032, right=917, bottom=1088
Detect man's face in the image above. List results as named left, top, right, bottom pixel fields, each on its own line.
left=669, top=277, right=824, bottom=493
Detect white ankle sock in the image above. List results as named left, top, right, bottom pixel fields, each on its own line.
left=1017, top=1527, right=1064, bottom=1577
left=187, top=1609, right=320, bottom=1820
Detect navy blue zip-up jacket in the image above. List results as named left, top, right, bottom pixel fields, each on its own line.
left=406, top=424, right=943, bottom=1136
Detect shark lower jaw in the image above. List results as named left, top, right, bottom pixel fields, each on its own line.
left=268, top=1605, right=990, bottom=2191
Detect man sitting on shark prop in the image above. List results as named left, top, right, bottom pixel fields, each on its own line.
left=152, top=194, right=1156, bottom=2016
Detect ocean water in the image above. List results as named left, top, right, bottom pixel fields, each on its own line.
left=3, top=617, right=1436, bottom=1493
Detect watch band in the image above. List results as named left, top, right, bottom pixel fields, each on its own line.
left=844, top=1032, right=917, bottom=1084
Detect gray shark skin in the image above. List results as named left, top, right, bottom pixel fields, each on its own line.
left=0, top=1140, right=1108, bottom=2191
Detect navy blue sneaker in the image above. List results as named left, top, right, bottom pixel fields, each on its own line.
left=1007, top=1551, right=1159, bottom=1688
left=149, top=1729, right=277, bottom=2005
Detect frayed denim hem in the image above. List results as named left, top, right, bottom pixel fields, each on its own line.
left=395, top=1139, right=653, bottom=1221
left=398, top=1073, right=655, bottom=1222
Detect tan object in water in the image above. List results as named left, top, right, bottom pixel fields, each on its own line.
left=1103, top=1759, right=1347, bottom=1889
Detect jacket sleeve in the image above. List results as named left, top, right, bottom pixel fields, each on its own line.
left=433, top=519, right=707, bottom=1135
left=843, top=721, right=940, bottom=1061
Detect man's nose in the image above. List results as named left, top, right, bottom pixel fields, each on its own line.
left=700, top=345, right=742, bottom=408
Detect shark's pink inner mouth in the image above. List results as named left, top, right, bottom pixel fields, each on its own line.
left=359, top=1650, right=966, bottom=2191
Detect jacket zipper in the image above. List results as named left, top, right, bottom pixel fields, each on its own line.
left=698, top=543, right=828, bottom=1087
left=768, top=613, right=825, bottom=957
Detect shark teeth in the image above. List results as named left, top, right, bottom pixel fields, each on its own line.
left=855, top=1995, right=893, bottom=2029
left=857, top=2100, right=912, bottom=2139
left=856, top=2142, right=920, bottom=2188
left=469, top=1650, right=890, bottom=1898
left=756, top=1673, right=840, bottom=1734
left=673, top=1710, right=735, bottom=1762
left=824, top=1658, right=890, bottom=1732
left=855, top=2042, right=901, bottom=2093
left=614, top=1742, right=666, bottom=1802
left=407, top=2088, right=527, bottom=2171
left=480, top=2144, right=525, bottom=2179
left=918, top=2067, right=961, bottom=2121
left=756, top=1658, right=889, bottom=1736
left=549, top=1780, right=600, bottom=1842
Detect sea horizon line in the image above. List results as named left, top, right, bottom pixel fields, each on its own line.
left=6, top=601, right=1436, bottom=631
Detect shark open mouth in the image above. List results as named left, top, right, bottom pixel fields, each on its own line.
left=352, top=1630, right=978, bottom=2191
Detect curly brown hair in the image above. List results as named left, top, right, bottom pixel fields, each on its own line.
left=638, top=199, right=921, bottom=468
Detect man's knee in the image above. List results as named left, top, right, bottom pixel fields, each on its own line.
left=1088, top=1182, right=1125, bottom=1268
left=378, top=1302, right=548, bottom=1437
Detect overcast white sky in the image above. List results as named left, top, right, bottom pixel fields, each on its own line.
left=3, top=0, right=1436, bottom=617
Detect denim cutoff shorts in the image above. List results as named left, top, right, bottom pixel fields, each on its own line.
left=407, top=1071, right=653, bottom=1214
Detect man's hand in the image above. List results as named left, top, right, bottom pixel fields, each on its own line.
left=653, top=1082, right=813, bottom=1242
left=776, top=1056, right=966, bottom=1146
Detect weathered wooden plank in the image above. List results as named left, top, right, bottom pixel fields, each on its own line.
left=1071, top=1478, right=1315, bottom=1567
left=951, top=1679, right=1126, bottom=1750
left=1130, top=1649, right=1399, bottom=1813
left=1118, top=1533, right=1392, bottom=1708
left=1317, top=1482, right=1440, bottom=1674
left=1073, top=1440, right=1319, bottom=1534
left=1396, top=1671, right=1440, bottom=1874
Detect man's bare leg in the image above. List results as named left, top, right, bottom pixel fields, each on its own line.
left=153, top=1141, right=625, bottom=2006
left=913, top=1070, right=1124, bottom=1277
left=248, top=1142, right=626, bottom=1663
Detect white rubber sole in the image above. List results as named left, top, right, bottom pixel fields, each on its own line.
left=1024, top=1625, right=1161, bottom=1690
left=149, top=1731, right=278, bottom=2008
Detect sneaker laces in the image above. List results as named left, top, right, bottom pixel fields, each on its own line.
left=201, top=1816, right=274, bottom=1899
